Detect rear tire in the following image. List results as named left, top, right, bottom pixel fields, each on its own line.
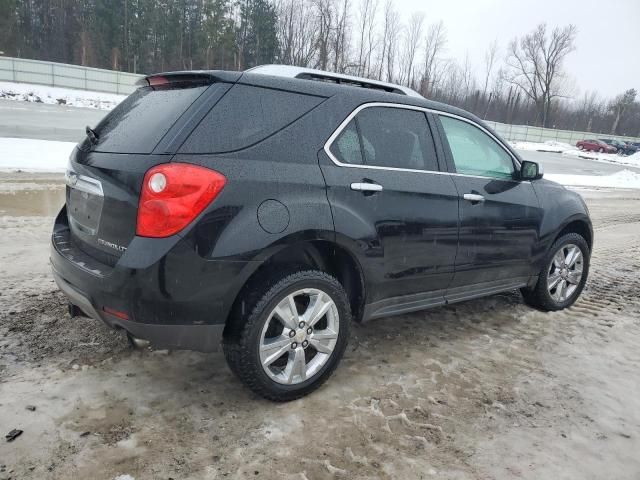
left=223, top=270, right=351, bottom=401
left=598, top=147, right=604, bottom=153
left=521, top=233, right=590, bottom=311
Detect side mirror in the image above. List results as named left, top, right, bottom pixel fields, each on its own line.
left=520, top=160, right=543, bottom=181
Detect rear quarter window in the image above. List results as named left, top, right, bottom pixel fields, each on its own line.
left=179, top=84, right=324, bottom=154
left=92, top=84, right=208, bottom=154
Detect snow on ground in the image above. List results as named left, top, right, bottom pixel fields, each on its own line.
left=512, top=140, right=640, bottom=169
left=562, top=149, right=640, bottom=168
left=0, top=137, right=75, bottom=172
left=511, top=140, right=574, bottom=153
left=0, top=81, right=125, bottom=110
left=546, top=169, right=640, bottom=190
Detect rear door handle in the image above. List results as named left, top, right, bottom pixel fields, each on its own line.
left=351, top=182, right=383, bottom=192
left=463, top=193, right=485, bottom=203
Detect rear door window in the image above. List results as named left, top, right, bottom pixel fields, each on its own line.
left=356, top=107, right=438, bottom=171
left=92, top=84, right=208, bottom=154
left=329, top=120, right=363, bottom=165
left=180, top=84, right=324, bottom=154
left=328, top=106, right=439, bottom=171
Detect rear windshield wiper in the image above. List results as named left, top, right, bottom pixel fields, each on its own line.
left=85, top=126, right=99, bottom=145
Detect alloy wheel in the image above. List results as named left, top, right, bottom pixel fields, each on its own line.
left=259, top=288, right=339, bottom=385
left=547, top=243, right=584, bottom=302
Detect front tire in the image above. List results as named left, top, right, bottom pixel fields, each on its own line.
left=223, top=270, right=351, bottom=401
left=521, top=233, right=590, bottom=311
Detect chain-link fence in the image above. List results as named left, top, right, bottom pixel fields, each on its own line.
left=0, top=56, right=142, bottom=95
left=485, top=121, right=640, bottom=145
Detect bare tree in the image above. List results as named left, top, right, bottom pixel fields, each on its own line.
left=314, top=0, right=335, bottom=70
left=609, top=88, right=637, bottom=134
left=378, top=0, right=400, bottom=82
left=482, top=39, right=498, bottom=98
left=355, top=0, right=379, bottom=76
left=504, top=23, right=577, bottom=127
left=276, top=0, right=319, bottom=67
left=419, top=20, right=446, bottom=97
left=460, top=53, right=475, bottom=99
left=575, top=91, right=602, bottom=131
left=331, top=0, right=351, bottom=72
left=399, top=12, right=423, bottom=88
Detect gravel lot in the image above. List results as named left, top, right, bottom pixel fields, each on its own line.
left=1, top=172, right=639, bottom=479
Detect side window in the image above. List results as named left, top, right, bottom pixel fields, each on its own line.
left=330, top=120, right=363, bottom=164
left=356, top=107, right=438, bottom=171
left=439, top=116, right=515, bottom=179
left=180, top=85, right=323, bottom=154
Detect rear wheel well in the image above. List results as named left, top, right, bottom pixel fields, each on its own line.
left=224, top=241, right=365, bottom=340
left=555, top=220, right=592, bottom=251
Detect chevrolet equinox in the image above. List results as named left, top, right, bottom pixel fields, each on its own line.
left=51, top=65, right=593, bottom=401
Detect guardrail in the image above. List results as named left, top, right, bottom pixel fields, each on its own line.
left=486, top=121, right=640, bottom=145
left=0, top=56, right=142, bottom=95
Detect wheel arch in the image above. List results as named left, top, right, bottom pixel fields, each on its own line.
left=223, top=238, right=366, bottom=340
left=552, top=217, right=593, bottom=252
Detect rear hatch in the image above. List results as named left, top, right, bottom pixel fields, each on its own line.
left=66, top=73, right=238, bottom=265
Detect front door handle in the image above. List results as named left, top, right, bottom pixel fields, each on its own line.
left=351, top=182, right=383, bottom=193
left=463, top=193, right=485, bottom=203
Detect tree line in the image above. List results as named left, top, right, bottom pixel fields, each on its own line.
left=1, top=0, right=638, bottom=136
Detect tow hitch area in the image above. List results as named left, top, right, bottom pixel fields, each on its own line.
left=68, top=303, right=83, bottom=318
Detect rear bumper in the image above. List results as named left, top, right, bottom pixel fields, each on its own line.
left=51, top=267, right=224, bottom=352
left=50, top=207, right=259, bottom=353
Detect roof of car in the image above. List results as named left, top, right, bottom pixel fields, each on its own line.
left=144, top=66, right=485, bottom=128
left=245, top=65, right=424, bottom=98
left=243, top=66, right=480, bottom=120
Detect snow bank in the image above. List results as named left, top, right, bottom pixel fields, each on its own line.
left=562, top=149, right=640, bottom=168
left=511, top=140, right=574, bottom=153
left=0, top=81, right=125, bottom=110
left=546, top=169, right=640, bottom=190
left=0, top=137, right=75, bottom=172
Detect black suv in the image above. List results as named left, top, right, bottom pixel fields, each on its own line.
left=51, top=66, right=592, bottom=401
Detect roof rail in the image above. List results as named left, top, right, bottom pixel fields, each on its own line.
left=245, top=65, right=423, bottom=99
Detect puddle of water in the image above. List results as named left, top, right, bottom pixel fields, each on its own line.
left=0, top=187, right=65, bottom=217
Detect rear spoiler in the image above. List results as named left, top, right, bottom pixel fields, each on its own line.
left=136, top=70, right=242, bottom=88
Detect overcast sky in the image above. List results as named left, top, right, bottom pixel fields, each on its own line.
left=393, top=0, right=640, bottom=100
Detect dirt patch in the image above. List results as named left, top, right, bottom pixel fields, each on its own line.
left=1, top=289, right=129, bottom=365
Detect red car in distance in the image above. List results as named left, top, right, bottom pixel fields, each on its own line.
left=576, top=139, right=617, bottom=153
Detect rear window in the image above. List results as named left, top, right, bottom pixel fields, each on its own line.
left=92, top=84, right=208, bottom=154
left=179, top=84, right=323, bottom=154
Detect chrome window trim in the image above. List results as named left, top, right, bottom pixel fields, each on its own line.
left=323, top=102, right=523, bottom=182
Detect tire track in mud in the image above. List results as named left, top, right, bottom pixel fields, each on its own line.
left=324, top=217, right=640, bottom=477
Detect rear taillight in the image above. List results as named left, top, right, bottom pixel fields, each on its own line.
left=136, top=163, right=226, bottom=238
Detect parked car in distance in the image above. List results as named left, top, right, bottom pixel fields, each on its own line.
left=51, top=65, right=593, bottom=401
left=618, top=141, right=639, bottom=156
left=576, top=139, right=617, bottom=153
left=599, top=138, right=636, bottom=155
left=628, top=142, right=640, bottom=154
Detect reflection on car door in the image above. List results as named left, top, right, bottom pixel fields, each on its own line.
left=320, top=105, right=459, bottom=319
left=436, top=114, right=543, bottom=302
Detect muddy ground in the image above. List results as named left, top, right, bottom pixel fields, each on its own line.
left=1, top=171, right=639, bottom=480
